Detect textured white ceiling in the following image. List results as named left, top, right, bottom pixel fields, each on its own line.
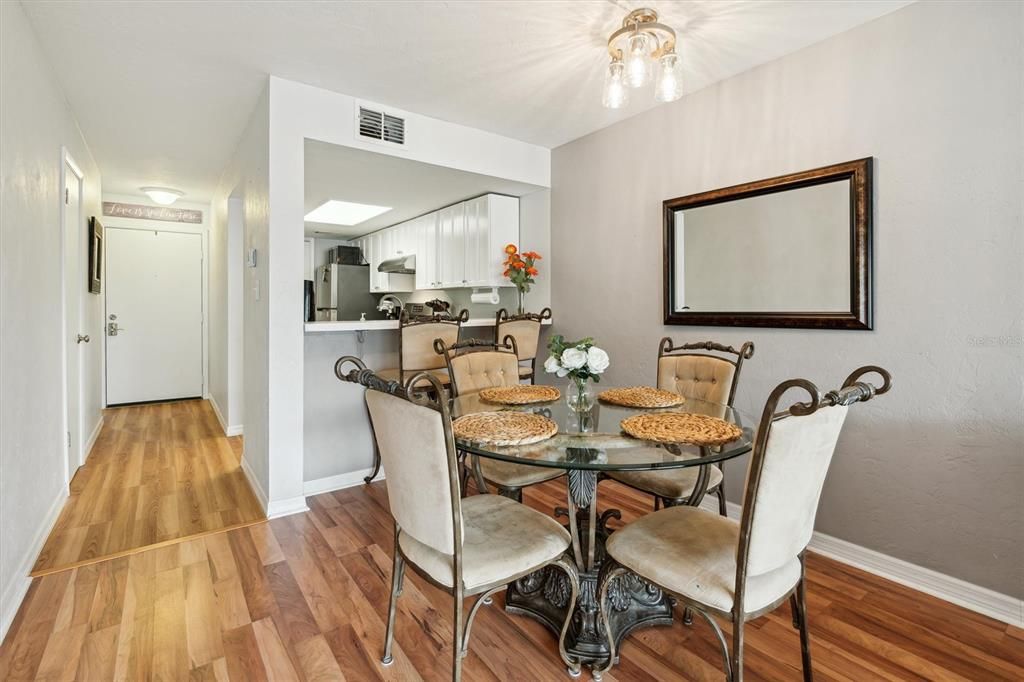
left=22, top=1, right=912, bottom=203
left=304, top=140, right=543, bottom=239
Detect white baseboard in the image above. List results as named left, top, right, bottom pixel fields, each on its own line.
left=239, top=455, right=268, bottom=512
left=304, top=467, right=385, bottom=497
left=208, top=396, right=242, bottom=437
left=0, top=485, right=68, bottom=642
left=238, top=451, right=306, bottom=520
left=266, top=496, right=309, bottom=519
left=84, top=415, right=104, bottom=461
left=700, top=497, right=1022, bottom=627
left=808, top=530, right=1023, bottom=627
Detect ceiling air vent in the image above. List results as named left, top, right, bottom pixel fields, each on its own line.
left=358, top=106, right=405, bottom=145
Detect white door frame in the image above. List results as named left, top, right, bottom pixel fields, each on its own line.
left=101, top=222, right=209, bottom=406
left=60, top=147, right=85, bottom=487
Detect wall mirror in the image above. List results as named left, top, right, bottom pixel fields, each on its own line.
left=664, top=158, right=873, bottom=329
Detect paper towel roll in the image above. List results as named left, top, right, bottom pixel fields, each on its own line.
left=470, top=289, right=500, bottom=305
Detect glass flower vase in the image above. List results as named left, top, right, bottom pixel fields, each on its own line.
left=566, top=377, right=595, bottom=414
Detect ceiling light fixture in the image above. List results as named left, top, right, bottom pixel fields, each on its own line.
left=602, top=8, right=682, bottom=109
left=140, top=187, right=184, bottom=205
left=304, top=200, right=392, bottom=226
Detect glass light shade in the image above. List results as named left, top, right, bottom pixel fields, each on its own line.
left=602, top=60, right=630, bottom=109
left=655, top=52, right=684, bottom=102
left=624, top=33, right=651, bottom=87
left=140, top=187, right=183, bottom=205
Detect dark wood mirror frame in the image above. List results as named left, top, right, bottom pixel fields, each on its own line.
left=663, top=157, right=873, bottom=330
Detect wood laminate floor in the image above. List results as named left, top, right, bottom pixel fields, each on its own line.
left=30, top=400, right=265, bottom=576
left=4, top=476, right=1021, bottom=680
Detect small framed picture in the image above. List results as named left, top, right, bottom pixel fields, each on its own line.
left=88, top=216, right=103, bottom=294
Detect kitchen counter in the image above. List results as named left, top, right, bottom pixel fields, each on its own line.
left=304, top=317, right=552, bottom=333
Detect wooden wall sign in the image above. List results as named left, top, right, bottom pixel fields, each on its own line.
left=102, top=201, right=202, bottom=224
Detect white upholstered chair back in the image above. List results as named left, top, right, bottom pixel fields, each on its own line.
left=743, top=405, right=849, bottom=576
left=402, top=322, right=460, bottom=372
left=365, top=390, right=459, bottom=554
left=449, top=351, right=520, bottom=396
left=657, top=354, right=736, bottom=405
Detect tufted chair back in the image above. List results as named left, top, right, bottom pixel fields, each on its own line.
left=436, top=337, right=521, bottom=398
left=655, top=338, right=755, bottom=407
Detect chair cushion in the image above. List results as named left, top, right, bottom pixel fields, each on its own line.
left=518, top=366, right=533, bottom=378
left=377, top=367, right=451, bottom=388
left=606, top=506, right=801, bottom=615
left=478, top=457, right=563, bottom=488
left=399, top=494, right=570, bottom=590
left=607, top=465, right=723, bottom=501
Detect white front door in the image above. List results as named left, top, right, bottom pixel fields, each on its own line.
left=105, top=228, right=203, bottom=405
left=63, top=160, right=84, bottom=480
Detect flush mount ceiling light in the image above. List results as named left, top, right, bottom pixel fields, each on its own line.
left=140, top=187, right=184, bottom=205
left=304, top=200, right=392, bottom=226
left=602, top=8, right=683, bottom=109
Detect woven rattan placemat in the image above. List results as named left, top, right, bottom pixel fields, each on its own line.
left=453, top=411, right=558, bottom=446
left=478, top=385, right=561, bottom=405
left=620, top=412, right=742, bottom=446
left=598, top=386, right=685, bottom=408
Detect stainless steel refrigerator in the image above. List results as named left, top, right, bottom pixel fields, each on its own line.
left=314, top=264, right=387, bottom=321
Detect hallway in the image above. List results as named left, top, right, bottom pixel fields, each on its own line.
left=31, top=400, right=264, bottom=576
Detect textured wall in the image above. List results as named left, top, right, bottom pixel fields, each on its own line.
left=0, top=0, right=104, bottom=637
left=549, top=1, right=1022, bottom=596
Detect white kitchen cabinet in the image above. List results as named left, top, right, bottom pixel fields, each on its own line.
left=464, top=194, right=519, bottom=288
left=356, top=193, right=518, bottom=294
left=363, top=228, right=414, bottom=294
left=438, top=203, right=467, bottom=288
left=416, top=213, right=440, bottom=289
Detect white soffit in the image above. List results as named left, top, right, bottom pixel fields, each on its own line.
left=303, top=140, right=543, bottom=238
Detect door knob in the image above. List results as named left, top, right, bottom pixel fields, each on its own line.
left=76, top=334, right=90, bottom=344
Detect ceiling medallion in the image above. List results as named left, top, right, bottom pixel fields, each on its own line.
left=602, top=8, right=683, bottom=109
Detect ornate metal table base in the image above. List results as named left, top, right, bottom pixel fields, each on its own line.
left=505, top=515, right=672, bottom=674
left=506, top=452, right=676, bottom=677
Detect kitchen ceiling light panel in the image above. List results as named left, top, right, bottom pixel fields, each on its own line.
left=304, top=200, right=392, bottom=225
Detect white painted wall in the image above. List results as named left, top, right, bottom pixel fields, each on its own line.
left=210, top=197, right=244, bottom=434
left=247, top=76, right=551, bottom=512
left=210, top=85, right=271, bottom=510
left=549, top=1, right=1023, bottom=597
left=0, top=0, right=104, bottom=639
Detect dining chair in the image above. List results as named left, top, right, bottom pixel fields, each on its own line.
left=596, top=366, right=892, bottom=681
left=335, top=357, right=581, bottom=680
left=377, top=308, right=469, bottom=390
left=605, top=337, right=754, bottom=515
left=494, top=307, right=552, bottom=383
left=435, top=336, right=563, bottom=499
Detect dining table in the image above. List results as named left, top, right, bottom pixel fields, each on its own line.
left=451, top=388, right=753, bottom=677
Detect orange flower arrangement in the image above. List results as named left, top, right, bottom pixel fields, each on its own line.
left=502, top=244, right=542, bottom=294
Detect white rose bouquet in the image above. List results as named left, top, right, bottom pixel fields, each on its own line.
left=544, top=335, right=610, bottom=411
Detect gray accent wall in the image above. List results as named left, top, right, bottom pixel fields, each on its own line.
left=548, top=1, right=1023, bottom=596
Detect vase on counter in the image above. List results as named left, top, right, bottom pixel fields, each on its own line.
left=516, top=287, right=526, bottom=315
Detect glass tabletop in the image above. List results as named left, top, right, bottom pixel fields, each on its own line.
left=451, top=388, right=754, bottom=471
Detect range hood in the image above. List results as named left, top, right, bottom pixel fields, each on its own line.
left=377, top=253, right=416, bottom=274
